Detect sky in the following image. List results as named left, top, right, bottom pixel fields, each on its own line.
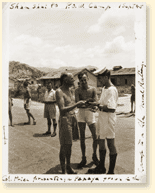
left=9, top=3, right=135, bottom=70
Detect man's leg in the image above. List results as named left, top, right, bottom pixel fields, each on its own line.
left=65, top=144, right=77, bottom=174
left=59, top=145, right=66, bottom=174
left=107, top=138, right=117, bottom=174
left=89, top=123, right=99, bottom=165
left=47, top=118, right=51, bottom=133
left=25, top=109, right=30, bottom=124
left=28, top=110, right=36, bottom=124
left=133, top=101, right=135, bottom=113
left=131, top=99, right=133, bottom=113
left=51, top=119, right=57, bottom=137
left=88, top=139, right=106, bottom=174
left=77, top=122, right=87, bottom=168
left=9, top=110, right=13, bottom=126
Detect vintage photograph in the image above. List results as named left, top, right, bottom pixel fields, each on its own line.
left=2, top=2, right=146, bottom=183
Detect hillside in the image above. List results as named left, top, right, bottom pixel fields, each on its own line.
left=40, top=65, right=97, bottom=78
left=9, top=61, right=45, bottom=81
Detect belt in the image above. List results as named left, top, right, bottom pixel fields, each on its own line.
left=99, top=109, right=115, bottom=113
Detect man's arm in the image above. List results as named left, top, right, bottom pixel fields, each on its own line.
left=75, top=88, right=80, bottom=103
left=56, top=89, right=85, bottom=114
left=26, top=88, right=31, bottom=103
left=92, top=87, right=98, bottom=102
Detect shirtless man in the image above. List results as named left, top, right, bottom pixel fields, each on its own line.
left=56, top=72, right=85, bottom=174
left=23, top=81, right=36, bottom=125
left=75, top=72, right=99, bottom=168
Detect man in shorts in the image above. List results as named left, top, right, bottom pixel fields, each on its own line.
left=130, top=84, right=135, bottom=113
left=75, top=72, right=99, bottom=168
left=56, top=72, right=85, bottom=174
left=87, top=69, right=118, bottom=174
left=23, top=81, right=36, bottom=125
left=43, top=82, right=57, bottom=136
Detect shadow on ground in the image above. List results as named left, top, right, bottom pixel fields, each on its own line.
left=33, top=133, right=51, bottom=137
left=14, top=122, right=25, bottom=126
left=45, top=162, right=94, bottom=174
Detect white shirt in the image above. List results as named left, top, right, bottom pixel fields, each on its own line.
left=99, top=86, right=118, bottom=109
left=44, top=89, right=56, bottom=102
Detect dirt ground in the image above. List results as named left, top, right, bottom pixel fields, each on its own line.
left=8, top=95, right=135, bottom=174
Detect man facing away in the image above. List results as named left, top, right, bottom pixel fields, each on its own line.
left=43, top=82, right=57, bottom=136
left=23, top=81, right=36, bottom=125
left=75, top=72, right=99, bottom=168
left=56, top=72, right=85, bottom=174
left=87, top=69, right=118, bottom=174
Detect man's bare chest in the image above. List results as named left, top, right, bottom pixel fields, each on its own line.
left=63, top=91, right=75, bottom=106
left=79, top=89, right=93, bottom=100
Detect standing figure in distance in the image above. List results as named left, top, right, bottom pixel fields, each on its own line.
left=75, top=72, right=99, bottom=168
left=56, top=72, right=85, bottom=174
left=43, top=82, right=57, bottom=136
left=130, top=84, right=135, bottom=113
left=23, top=81, right=36, bottom=125
left=87, top=69, right=118, bottom=174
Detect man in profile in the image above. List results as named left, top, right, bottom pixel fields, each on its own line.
left=87, top=69, right=118, bottom=174
left=75, top=72, right=99, bottom=168
left=56, top=72, right=85, bottom=174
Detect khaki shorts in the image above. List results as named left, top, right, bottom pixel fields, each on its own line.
left=59, top=114, right=77, bottom=145
left=44, top=104, right=56, bottom=119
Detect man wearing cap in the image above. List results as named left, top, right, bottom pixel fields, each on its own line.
left=87, top=69, right=118, bottom=174
left=43, top=82, right=57, bottom=136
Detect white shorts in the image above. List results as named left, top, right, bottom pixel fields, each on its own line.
left=77, top=108, right=96, bottom=125
left=97, top=111, right=116, bottom=139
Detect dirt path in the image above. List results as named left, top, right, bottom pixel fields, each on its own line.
left=9, top=98, right=135, bottom=174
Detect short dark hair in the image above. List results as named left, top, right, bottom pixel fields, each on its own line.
left=23, top=81, right=28, bottom=87
left=78, top=71, right=88, bottom=80
left=100, top=69, right=111, bottom=79
left=60, top=72, right=68, bottom=85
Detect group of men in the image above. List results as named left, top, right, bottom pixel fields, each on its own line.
left=9, top=69, right=126, bottom=175
left=56, top=69, right=118, bottom=174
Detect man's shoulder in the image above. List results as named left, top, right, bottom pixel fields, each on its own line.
left=108, top=86, right=118, bottom=94
left=88, top=86, right=96, bottom=91
left=56, top=87, right=63, bottom=95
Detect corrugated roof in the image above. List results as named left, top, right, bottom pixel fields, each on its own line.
left=94, top=67, right=135, bottom=76
left=111, top=68, right=135, bottom=75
